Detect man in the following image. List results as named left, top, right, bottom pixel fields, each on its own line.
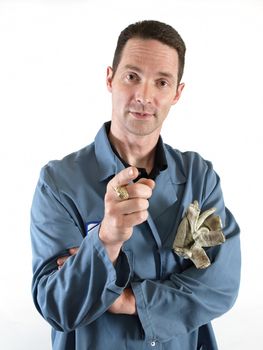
left=31, top=20, right=241, bottom=349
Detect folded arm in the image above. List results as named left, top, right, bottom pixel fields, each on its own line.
left=57, top=248, right=137, bottom=316
left=132, top=162, right=241, bottom=343
left=31, top=166, right=152, bottom=331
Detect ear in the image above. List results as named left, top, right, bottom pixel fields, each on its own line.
left=106, top=66, right=113, bottom=92
left=171, top=83, right=185, bottom=105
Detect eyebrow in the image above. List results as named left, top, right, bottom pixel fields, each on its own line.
left=123, top=64, right=176, bottom=81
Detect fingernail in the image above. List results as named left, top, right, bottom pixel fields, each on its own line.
left=128, top=167, right=134, bottom=177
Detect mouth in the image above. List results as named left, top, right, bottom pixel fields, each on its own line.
left=129, top=111, right=154, bottom=119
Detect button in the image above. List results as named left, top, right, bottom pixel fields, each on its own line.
left=150, top=341, right=156, bottom=347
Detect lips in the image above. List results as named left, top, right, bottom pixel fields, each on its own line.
left=129, top=111, right=154, bottom=119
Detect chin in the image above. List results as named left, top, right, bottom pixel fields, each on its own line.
left=125, top=120, right=160, bottom=137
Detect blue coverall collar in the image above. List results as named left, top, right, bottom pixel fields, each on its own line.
left=94, top=122, right=186, bottom=186
left=95, top=122, right=126, bottom=182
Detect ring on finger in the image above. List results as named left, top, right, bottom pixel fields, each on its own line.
left=114, top=186, right=129, bottom=200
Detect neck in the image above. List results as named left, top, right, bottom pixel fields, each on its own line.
left=108, top=127, right=159, bottom=174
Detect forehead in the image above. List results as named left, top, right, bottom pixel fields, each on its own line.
left=118, top=38, right=179, bottom=75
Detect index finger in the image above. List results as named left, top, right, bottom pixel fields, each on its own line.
left=109, top=166, right=139, bottom=189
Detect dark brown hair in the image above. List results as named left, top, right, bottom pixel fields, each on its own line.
left=112, top=20, right=186, bottom=83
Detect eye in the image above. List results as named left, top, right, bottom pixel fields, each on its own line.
left=157, top=79, right=169, bottom=88
left=126, top=72, right=139, bottom=82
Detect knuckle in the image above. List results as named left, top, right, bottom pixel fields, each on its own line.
left=136, top=198, right=149, bottom=210
left=143, top=210, right=149, bottom=221
left=147, top=188, right=153, bottom=198
left=134, top=184, right=152, bottom=199
left=144, top=199, right=150, bottom=209
left=144, top=183, right=153, bottom=197
left=135, top=210, right=148, bottom=223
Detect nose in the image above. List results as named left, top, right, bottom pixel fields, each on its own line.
left=135, top=82, right=153, bottom=105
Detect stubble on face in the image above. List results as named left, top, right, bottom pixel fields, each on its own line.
left=109, top=38, right=182, bottom=139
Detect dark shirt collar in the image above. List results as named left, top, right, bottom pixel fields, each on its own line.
left=105, top=122, right=167, bottom=181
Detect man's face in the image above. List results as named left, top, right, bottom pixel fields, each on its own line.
left=107, top=38, right=184, bottom=138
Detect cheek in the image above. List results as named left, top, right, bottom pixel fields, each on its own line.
left=112, top=92, right=124, bottom=112
left=157, top=95, right=174, bottom=112
left=112, top=88, right=132, bottom=109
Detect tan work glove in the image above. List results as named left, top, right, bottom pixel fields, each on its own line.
left=173, top=201, right=225, bottom=269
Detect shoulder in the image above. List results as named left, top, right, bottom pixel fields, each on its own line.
left=164, top=144, right=222, bottom=208
left=39, top=142, right=96, bottom=189
left=164, top=143, right=213, bottom=176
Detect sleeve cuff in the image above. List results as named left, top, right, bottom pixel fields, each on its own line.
left=88, top=224, right=132, bottom=292
left=131, top=281, right=156, bottom=342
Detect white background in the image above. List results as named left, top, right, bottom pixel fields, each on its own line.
left=0, top=0, right=262, bottom=349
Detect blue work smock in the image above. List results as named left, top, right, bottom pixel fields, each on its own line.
left=31, top=122, right=241, bottom=350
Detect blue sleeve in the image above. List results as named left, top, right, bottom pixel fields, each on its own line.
left=132, top=162, right=241, bottom=343
left=30, top=167, right=131, bottom=332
